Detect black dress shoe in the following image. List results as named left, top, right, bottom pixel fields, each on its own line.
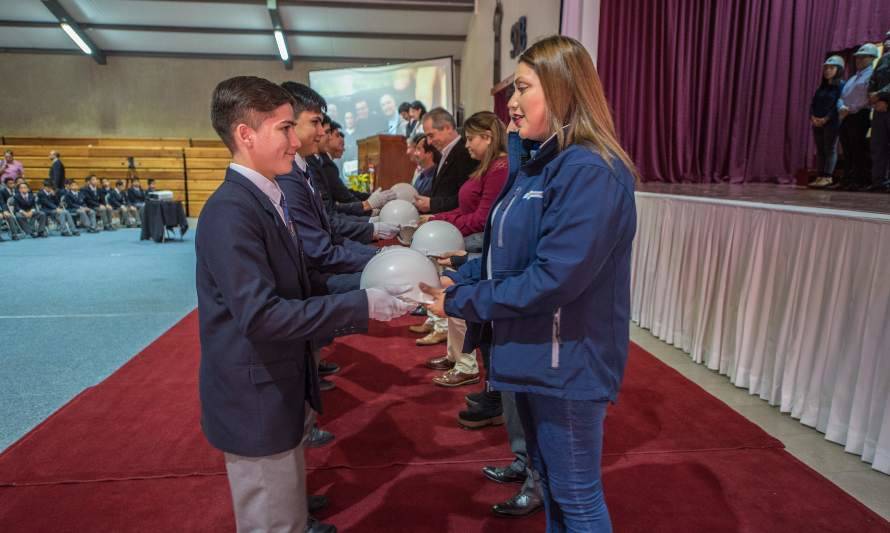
left=319, top=377, right=336, bottom=391
left=308, top=494, right=329, bottom=513
left=305, top=425, right=335, bottom=448
left=458, top=392, right=504, bottom=429
left=306, top=516, right=337, bottom=533
left=465, top=390, right=484, bottom=407
left=492, top=487, right=543, bottom=518
left=482, top=465, right=526, bottom=484
left=318, top=360, right=340, bottom=376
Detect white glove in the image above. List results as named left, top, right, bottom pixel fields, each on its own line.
left=367, top=188, right=397, bottom=209
left=369, top=215, right=380, bottom=223
left=373, top=221, right=399, bottom=240
left=366, top=287, right=414, bottom=321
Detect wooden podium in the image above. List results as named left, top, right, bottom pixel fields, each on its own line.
left=356, top=134, right=416, bottom=190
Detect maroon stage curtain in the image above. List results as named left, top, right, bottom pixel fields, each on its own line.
left=597, top=1, right=890, bottom=183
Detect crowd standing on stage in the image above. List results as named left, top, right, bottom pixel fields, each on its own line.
left=197, top=34, right=635, bottom=533
left=809, top=30, right=890, bottom=191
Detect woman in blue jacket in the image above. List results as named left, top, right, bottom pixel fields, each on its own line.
left=809, top=56, right=845, bottom=188
left=422, top=35, right=637, bottom=532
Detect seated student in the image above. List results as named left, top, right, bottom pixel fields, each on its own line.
left=0, top=189, right=26, bottom=241
left=81, top=175, right=114, bottom=230
left=106, top=180, right=140, bottom=228
left=278, top=82, right=387, bottom=295
left=98, top=178, right=112, bottom=205
left=414, top=107, right=479, bottom=214
left=37, top=180, right=78, bottom=236
left=13, top=182, right=48, bottom=238
left=0, top=177, right=15, bottom=205
left=62, top=180, right=99, bottom=233
left=412, top=135, right=439, bottom=197
left=127, top=177, right=147, bottom=207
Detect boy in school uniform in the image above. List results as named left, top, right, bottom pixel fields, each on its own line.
left=63, top=180, right=99, bottom=233
left=81, top=175, right=114, bottom=230
left=38, top=180, right=79, bottom=236
left=107, top=180, right=140, bottom=227
left=13, top=182, right=48, bottom=238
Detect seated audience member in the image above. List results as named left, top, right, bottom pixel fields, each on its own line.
left=107, top=180, right=140, bottom=227
left=412, top=135, right=439, bottom=197
left=415, top=107, right=479, bottom=214
left=0, top=188, right=26, bottom=240
left=424, top=111, right=508, bottom=241
left=81, top=175, right=114, bottom=230
left=0, top=150, right=24, bottom=183
left=98, top=178, right=112, bottom=205
left=406, top=101, right=426, bottom=137
left=127, top=177, right=147, bottom=209
left=13, top=182, right=48, bottom=238
left=38, top=180, right=78, bottom=236
left=278, top=82, right=387, bottom=295
left=63, top=180, right=99, bottom=233
left=1, top=177, right=15, bottom=204
left=49, top=150, right=66, bottom=191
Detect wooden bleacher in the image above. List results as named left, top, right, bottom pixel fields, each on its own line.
left=1, top=136, right=230, bottom=217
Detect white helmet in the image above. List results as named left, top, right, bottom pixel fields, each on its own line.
left=379, top=199, right=419, bottom=227
left=360, top=247, right=440, bottom=303
left=390, top=182, right=418, bottom=202
left=410, top=220, right=465, bottom=257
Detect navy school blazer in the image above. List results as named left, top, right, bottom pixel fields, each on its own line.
left=195, top=167, right=369, bottom=457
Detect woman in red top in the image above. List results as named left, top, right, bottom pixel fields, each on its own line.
left=416, top=111, right=508, bottom=389
left=421, top=111, right=508, bottom=245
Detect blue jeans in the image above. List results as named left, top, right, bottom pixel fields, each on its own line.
left=515, top=393, right=611, bottom=533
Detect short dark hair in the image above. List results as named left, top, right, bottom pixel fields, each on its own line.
left=398, top=102, right=411, bottom=114
left=84, top=176, right=92, bottom=183
left=280, top=81, right=326, bottom=116
left=417, top=135, right=441, bottom=165
left=147, top=178, right=155, bottom=184
left=424, top=107, right=455, bottom=129
left=43, top=179, right=53, bottom=187
left=116, top=180, right=125, bottom=187
left=3, top=177, right=12, bottom=184
left=321, top=113, right=331, bottom=126
left=211, top=76, right=295, bottom=153
left=410, top=100, right=427, bottom=115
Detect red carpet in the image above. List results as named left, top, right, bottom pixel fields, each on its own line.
left=1, top=310, right=887, bottom=532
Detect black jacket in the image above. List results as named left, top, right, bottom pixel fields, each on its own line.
left=80, top=186, right=103, bottom=209
left=106, top=188, right=127, bottom=209
left=196, top=167, right=368, bottom=457
left=127, top=186, right=146, bottom=204
left=37, top=190, right=60, bottom=211
left=810, top=81, right=844, bottom=127
left=869, top=53, right=890, bottom=103
left=307, top=156, right=374, bottom=244
left=13, top=192, right=38, bottom=213
left=430, top=138, right=478, bottom=213
left=50, top=159, right=66, bottom=190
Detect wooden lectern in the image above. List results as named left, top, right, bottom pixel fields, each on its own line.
left=356, top=135, right=416, bottom=190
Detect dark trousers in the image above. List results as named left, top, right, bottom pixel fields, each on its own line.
left=839, top=110, right=872, bottom=185
left=325, top=271, right=362, bottom=294
left=516, top=393, right=611, bottom=533
left=812, top=125, right=839, bottom=176
left=871, top=110, right=890, bottom=185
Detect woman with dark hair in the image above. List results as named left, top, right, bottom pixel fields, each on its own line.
left=809, top=55, right=846, bottom=188
left=421, top=35, right=637, bottom=531
left=407, top=100, right=427, bottom=136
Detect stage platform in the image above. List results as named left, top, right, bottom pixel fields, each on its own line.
left=636, top=182, right=890, bottom=219
left=631, top=182, right=890, bottom=475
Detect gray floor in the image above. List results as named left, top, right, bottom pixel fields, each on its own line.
left=630, top=323, right=890, bottom=521
left=0, top=226, right=197, bottom=451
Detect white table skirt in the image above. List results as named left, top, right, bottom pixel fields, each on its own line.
left=631, top=192, right=890, bottom=474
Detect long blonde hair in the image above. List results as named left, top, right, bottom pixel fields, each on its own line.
left=519, top=35, right=638, bottom=180
left=463, top=111, right=507, bottom=179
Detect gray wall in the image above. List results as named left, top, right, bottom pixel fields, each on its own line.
left=0, top=53, right=348, bottom=139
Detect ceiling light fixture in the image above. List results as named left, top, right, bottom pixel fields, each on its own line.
left=274, top=30, right=289, bottom=61
left=60, top=22, right=92, bottom=55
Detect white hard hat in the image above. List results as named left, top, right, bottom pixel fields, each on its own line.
left=360, top=247, right=440, bottom=303
left=854, top=43, right=879, bottom=58
left=390, top=182, right=418, bottom=202
left=379, top=199, right=419, bottom=227
left=410, top=220, right=465, bottom=257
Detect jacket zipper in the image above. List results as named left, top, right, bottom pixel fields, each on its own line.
left=497, top=192, right=519, bottom=247
left=551, top=307, right=562, bottom=369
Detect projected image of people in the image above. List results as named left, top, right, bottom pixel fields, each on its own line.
left=310, top=57, right=454, bottom=180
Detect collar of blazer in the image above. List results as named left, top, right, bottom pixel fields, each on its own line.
left=224, top=167, right=311, bottom=289
left=435, top=136, right=466, bottom=179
